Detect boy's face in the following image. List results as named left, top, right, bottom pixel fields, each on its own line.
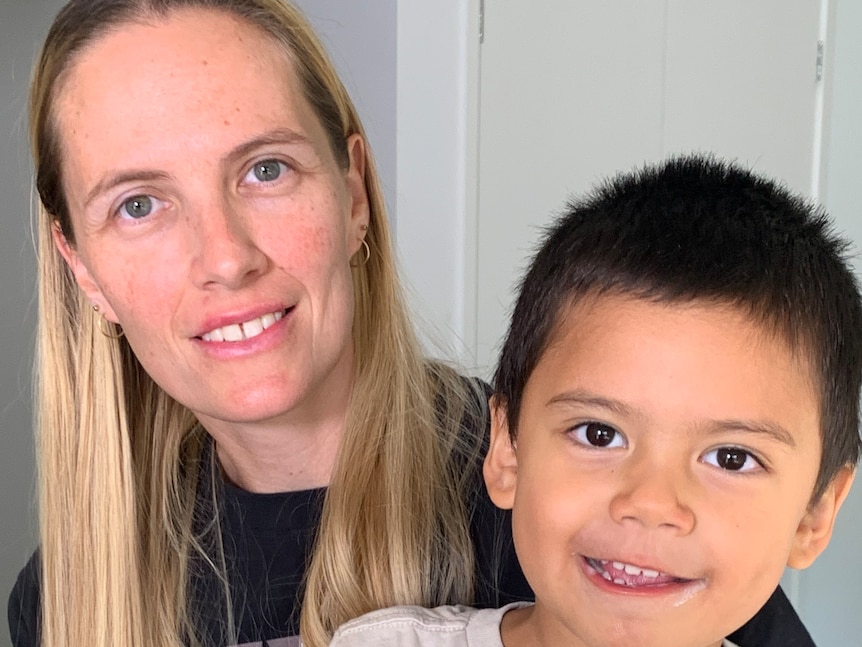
left=485, top=295, right=853, bottom=647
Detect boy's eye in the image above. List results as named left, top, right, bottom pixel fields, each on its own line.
left=571, top=422, right=626, bottom=449
left=702, top=446, right=762, bottom=472
left=247, top=159, right=288, bottom=183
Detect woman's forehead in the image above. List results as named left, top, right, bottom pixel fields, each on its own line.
left=57, top=8, right=289, bottom=109
left=51, top=8, right=331, bottom=203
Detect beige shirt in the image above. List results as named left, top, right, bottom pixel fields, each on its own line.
left=330, top=604, right=741, bottom=647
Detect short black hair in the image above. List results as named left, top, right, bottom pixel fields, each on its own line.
left=493, top=155, right=862, bottom=499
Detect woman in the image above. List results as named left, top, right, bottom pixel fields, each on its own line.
left=8, top=1, right=809, bottom=646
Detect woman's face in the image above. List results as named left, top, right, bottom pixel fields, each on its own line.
left=52, top=9, right=370, bottom=430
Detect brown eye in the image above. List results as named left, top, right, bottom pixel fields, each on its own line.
left=716, top=448, right=749, bottom=470
left=571, top=422, right=625, bottom=449
left=703, top=446, right=761, bottom=472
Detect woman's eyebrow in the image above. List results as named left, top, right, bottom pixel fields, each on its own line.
left=84, top=170, right=172, bottom=209
left=224, top=127, right=313, bottom=164
left=83, top=128, right=314, bottom=208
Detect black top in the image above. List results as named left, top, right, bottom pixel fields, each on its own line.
left=7, top=386, right=815, bottom=646
left=7, top=460, right=529, bottom=646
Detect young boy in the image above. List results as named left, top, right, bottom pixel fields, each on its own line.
left=330, top=155, right=860, bottom=647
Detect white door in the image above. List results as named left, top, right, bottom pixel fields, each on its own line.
left=476, top=0, right=825, bottom=375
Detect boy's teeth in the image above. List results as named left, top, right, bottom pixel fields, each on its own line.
left=598, top=559, right=665, bottom=579
left=622, top=563, right=660, bottom=578
left=202, top=310, right=283, bottom=342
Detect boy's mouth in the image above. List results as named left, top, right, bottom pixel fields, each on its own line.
left=584, top=556, right=691, bottom=588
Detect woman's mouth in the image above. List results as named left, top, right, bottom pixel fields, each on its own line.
left=200, top=308, right=290, bottom=342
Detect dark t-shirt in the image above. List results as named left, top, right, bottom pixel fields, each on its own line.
left=7, top=467, right=528, bottom=646
left=7, top=391, right=815, bottom=646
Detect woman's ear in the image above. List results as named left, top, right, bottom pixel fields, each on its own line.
left=483, top=395, right=519, bottom=510
left=787, top=466, right=855, bottom=569
left=345, top=133, right=370, bottom=238
left=51, top=221, right=118, bottom=322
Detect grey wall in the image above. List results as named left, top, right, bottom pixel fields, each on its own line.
left=293, top=0, right=397, bottom=225
left=0, top=2, right=65, bottom=646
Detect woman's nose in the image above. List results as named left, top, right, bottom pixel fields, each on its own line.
left=608, top=456, right=696, bottom=535
left=189, top=198, right=269, bottom=290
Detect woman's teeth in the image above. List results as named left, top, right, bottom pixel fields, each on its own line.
left=201, top=310, right=284, bottom=342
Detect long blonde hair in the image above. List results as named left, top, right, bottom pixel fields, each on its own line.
left=30, top=1, right=481, bottom=645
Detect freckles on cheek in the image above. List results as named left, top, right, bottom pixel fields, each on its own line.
left=274, top=226, right=341, bottom=273
left=99, top=260, right=172, bottom=321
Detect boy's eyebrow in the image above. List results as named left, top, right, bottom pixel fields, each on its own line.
left=546, top=391, right=635, bottom=417
left=708, top=419, right=797, bottom=448
left=547, top=392, right=797, bottom=448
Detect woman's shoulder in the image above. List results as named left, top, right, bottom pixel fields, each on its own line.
left=7, top=550, right=40, bottom=647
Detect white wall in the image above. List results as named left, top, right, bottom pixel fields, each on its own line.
left=798, top=1, right=862, bottom=644
left=395, top=0, right=481, bottom=363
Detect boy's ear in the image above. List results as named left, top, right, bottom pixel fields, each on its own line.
left=483, top=395, right=519, bottom=510
left=787, top=466, right=855, bottom=569
left=51, top=222, right=118, bottom=322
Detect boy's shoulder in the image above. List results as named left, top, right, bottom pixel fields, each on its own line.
left=330, top=602, right=530, bottom=647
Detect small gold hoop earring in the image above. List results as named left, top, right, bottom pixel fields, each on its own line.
left=93, top=305, right=125, bottom=340
left=350, top=239, right=371, bottom=268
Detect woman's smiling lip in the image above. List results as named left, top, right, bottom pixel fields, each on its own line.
left=192, top=306, right=294, bottom=360
left=194, top=305, right=294, bottom=341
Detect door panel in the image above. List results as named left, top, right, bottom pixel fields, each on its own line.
left=477, top=2, right=666, bottom=373
left=664, top=0, right=821, bottom=193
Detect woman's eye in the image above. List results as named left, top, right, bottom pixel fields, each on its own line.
left=118, top=194, right=162, bottom=220
left=702, top=446, right=762, bottom=473
left=247, top=159, right=288, bottom=184
left=571, top=422, right=626, bottom=449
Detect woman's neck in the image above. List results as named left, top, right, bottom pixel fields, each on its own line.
left=197, top=355, right=353, bottom=493
left=211, top=415, right=345, bottom=493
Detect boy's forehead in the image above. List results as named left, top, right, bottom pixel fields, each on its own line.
left=538, top=293, right=822, bottom=427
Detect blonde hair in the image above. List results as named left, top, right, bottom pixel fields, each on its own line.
left=30, top=1, right=481, bottom=646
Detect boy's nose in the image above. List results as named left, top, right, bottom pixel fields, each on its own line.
left=189, top=197, right=269, bottom=290
left=608, top=458, right=696, bottom=535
